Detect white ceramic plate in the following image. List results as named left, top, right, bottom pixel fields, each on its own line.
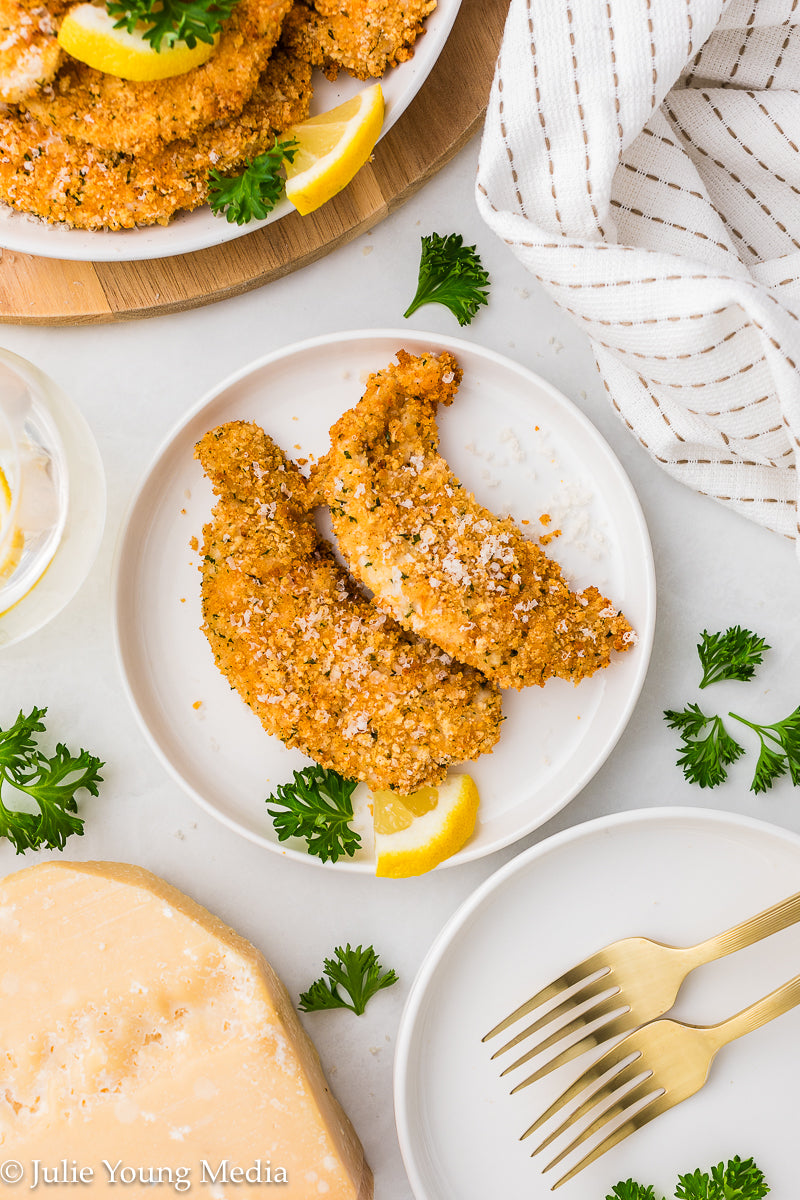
left=0, top=1, right=460, bottom=262
left=112, top=329, right=655, bottom=872
left=395, top=807, right=800, bottom=1199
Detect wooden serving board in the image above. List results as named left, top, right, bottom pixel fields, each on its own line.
left=0, top=0, right=507, bottom=326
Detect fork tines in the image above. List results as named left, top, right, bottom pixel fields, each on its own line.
left=484, top=956, right=632, bottom=1089
left=483, top=955, right=613, bottom=1044
left=527, top=1049, right=668, bottom=1189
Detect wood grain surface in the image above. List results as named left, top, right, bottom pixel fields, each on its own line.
left=0, top=0, right=507, bottom=326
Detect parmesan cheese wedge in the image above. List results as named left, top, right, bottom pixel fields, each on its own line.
left=0, top=861, right=372, bottom=1199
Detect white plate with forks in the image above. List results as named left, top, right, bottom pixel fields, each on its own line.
left=394, top=807, right=800, bottom=1198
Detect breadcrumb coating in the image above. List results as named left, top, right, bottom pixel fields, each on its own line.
left=0, top=0, right=66, bottom=103
left=283, top=0, right=436, bottom=80
left=0, top=48, right=311, bottom=229
left=0, top=0, right=437, bottom=228
left=20, top=0, right=293, bottom=155
left=195, top=420, right=502, bottom=793
left=311, top=351, right=637, bottom=691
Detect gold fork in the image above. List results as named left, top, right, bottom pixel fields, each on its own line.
left=526, top=970, right=800, bottom=1188
left=484, top=888, right=800, bottom=1091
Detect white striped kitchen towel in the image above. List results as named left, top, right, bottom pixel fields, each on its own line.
left=477, top=0, right=800, bottom=543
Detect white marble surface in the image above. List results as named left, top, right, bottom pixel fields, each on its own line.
left=2, top=133, right=800, bottom=1198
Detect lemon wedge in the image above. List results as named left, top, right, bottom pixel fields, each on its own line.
left=284, top=83, right=385, bottom=216
left=57, top=4, right=218, bottom=81
left=373, top=774, right=480, bottom=878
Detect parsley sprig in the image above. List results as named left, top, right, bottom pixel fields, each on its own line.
left=106, top=0, right=238, bottom=51
left=266, top=764, right=360, bottom=863
left=208, top=138, right=298, bottom=225
left=404, top=232, right=490, bottom=327
left=608, top=1155, right=768, bottom=1200
left=729, top=706, right=800, bottom=793
left=299, top=944, right=398, bottom=1016
left=608, top=1184, right=662, bottom=1200
left=697, top=627, right=770, bottom=689
left=663, top=704, right=745, bottom=788
left=0, top=707, right=103, bottom=853
left=674, top=1156, right=768, bottom=1199
left=665, top=702, right=800, bottom=793
left=664, top=626, right=800, bottom=792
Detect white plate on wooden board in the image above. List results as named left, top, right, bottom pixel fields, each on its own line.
left=0, top=0, right=461, bottom=262
left=395, top=807, right=800, bottom=1199
left=112, top=329, right=655, bottom=872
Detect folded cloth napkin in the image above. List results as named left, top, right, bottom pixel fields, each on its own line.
left=477, top=0, right=800, bottom=544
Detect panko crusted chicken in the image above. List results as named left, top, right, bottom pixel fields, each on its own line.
left=0, top=0, right=66, bottom=103
left=0, top=47, right=311, bottom=229
left=311, top=351, right=637, bottom=691
left=21, top=0, right=293, bottom=155
left=283, top=0, right=436, bottom=80
left=0, top=0, right=438, bottom=227
left=195, top=421, right=502, bottom=793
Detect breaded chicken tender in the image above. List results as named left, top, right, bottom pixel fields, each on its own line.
left=283, top=0, right=435, bottom=80
left=0, top=0, right=66, bottom=103
left=0, top=0, right=438, bottom=228
left=21, top=0, right=293, bottom=155
left=311, top=351, right=636, bottom=691
left=0, top=48, right=311, bottom=229
left=195, top=420, right=502, bottom=793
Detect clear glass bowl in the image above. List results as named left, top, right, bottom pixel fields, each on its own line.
left=0, top=349, right=105, bottom=648
left=0, top=358, right=69, bottom=615
left=0, top=402, right=21, bottom=580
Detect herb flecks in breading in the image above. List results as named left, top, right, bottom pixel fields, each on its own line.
left=194, top=420, right=502, bottom=794
left=312, top=350, right=636, bottom=692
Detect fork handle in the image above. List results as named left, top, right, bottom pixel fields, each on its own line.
left=706, top=972, right=800, bottom=1051
left=690, top=889, right=800, bottom=966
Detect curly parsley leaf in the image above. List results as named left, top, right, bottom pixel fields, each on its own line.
left=299, top=944, right=398, bottom=1016
left=208, top=138, right=298, bottom=225
left=607, top=1183, right=664, bottom=1200
left=674, top=1156, right=769, bottom=1200
left=0, top=707, right=103, bottom=853
left=729, top=705, right=800, bottom=793
left=663, top=704, right=745, bottom=787
left=266, top=764, right=360, bottom=863
left=664, top=702, right=712, bottom=740
left=404, top=232, right=490, bottom=326
left=609, top=1156, right=768, bottom=1200
left=697, top=627, right=770, bottom=689
left=106, top=0, right=238, bottom=51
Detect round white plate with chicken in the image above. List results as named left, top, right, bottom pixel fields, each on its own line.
left=113, top=329, right=655, bottom=873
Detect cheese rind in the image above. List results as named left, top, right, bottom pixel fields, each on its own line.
left=0, top=860, right=373, bottom=1199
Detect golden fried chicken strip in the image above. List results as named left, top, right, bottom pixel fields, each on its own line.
left=195, top=421, right=502, bottom=793
left=0, top=0, right=64, bottom=102
left=0, top=48, right=311, bottom=229
left=283, top=0, right=435, bottom=80
left=22, top=0, right=293, bottom=155
left=311, top=351, right=636, bottom=691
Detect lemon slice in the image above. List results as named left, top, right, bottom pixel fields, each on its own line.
left=0, top=465, right=22, bottom=583
left=284, top=83, right=385, bottom=216
left=373, top=774, right=480, bottom=878
left=57, top=4, right=218, bottom=81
